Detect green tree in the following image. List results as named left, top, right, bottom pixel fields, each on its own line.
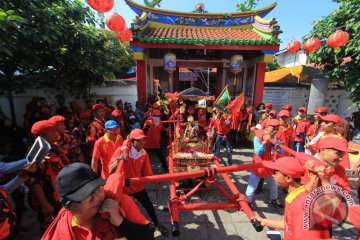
left=304, top=0, right=360, bottom=106
left=0, top=0, right=133, bottom=122
left=266, top=60, right=281, bottom=72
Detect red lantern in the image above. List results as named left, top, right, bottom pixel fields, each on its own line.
left=86, top=0, right=113, bottom=13
left=287, top=40, right=301, bottom=54
left=106, top=13, right=126, bottom=32
left=303, top=37, right=321, bottom=53
left=327, top=30, right=350, bottom=51
left=117, top=28, right=132, bottom=42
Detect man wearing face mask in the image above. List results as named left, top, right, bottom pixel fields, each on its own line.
left=42, top=163, right=154, bottom=240
left=143, top=110, right=168, bottom=173
left=109, top=129, right=169, bottom=236
left=245, top=119, right=284, bottom=208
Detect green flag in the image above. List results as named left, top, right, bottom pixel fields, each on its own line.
left=214, top=85, right=230, bottom=113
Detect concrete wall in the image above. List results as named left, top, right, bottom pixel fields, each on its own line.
left=275, top=50, right=307, bottom=67
left=263, top=86, right=357, bottom=118
left=0, top=82, right=138, bottom=126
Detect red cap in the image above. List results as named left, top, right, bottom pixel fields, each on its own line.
left=31, top=120, right=56, bottom=135
left=188, top=106, right=196, bottom=115
left=278, top=110, right=290, bottom=118
left=266, top=119, right=280, bottom=127
left=281, top=104, right=293, bottom=111
left=112, top=109, right=123, bottom=117
left=269, top=110, right=277, bottom=116
left=317, top=137, right=359, bottom=154
left=92, top=103, right=105, bottom=111
left=49, top=115, right=65, bottom=125
left=298, top=107, right=307, bottom=112
left=319, top=114, right=341, bottom=124
left=79, top=111, right=91, bottom=119
left=262, top=157, right=305, bottom=178
left=115, top=99, right=123, bottom=105
left=153, top=110, right=161, bottom=116
left=265, top=103, right=272, bottom=108
left=315, top=106, right=328, bottom=114
left=129, top=128, right=146, bottom=140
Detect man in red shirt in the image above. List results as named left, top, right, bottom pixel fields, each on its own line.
left=230, top=109, right=243, bottom=150
left=292, top=107, right=311, bottom=152
left=209, top=111, right=233, bottom=165
left=306, top=106, right=328, bottom=143
left=87, top=104, right=106, bottom=146
left=42, top=163, right=154, bottom=240
left=109, top=129, right=169, bottom=236
left=91, top=120, right=123, bottom=180
left=276, top=110, right=294, bottom=154
left=30, top=120, right=71, bottom=230
left=256, top=157, right=331, bottom=240
left=143, top=110, right=168, bottom=172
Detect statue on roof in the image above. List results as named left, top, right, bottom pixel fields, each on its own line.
left=144, top=0, right=162, bottom=8
left=192, top=3, right=208, bottom=13
left=236, top=0, right=259, bottom=12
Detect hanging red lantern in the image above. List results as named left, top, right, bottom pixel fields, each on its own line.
left=86, top=0, right=113, bottom=13
left=303, top=37, right=321, bottom=53
left=106, top=13, right=126, bottom=32
left=326, top=30, right=350, bottom=52
left=287, top=40, right=301, bottom=54
left=117, top=28, right=132, bottom=42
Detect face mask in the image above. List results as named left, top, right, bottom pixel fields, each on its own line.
left=129, top=146, right=142, bottom=160
left=153, top=117, right=160, bottom=125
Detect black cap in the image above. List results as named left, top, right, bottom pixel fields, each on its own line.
left=56, top=163, right=105, bottom=202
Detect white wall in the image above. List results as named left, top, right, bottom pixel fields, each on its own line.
left=263, top=87, right=357, bottom=118
left=275, top=50, right=307, bottom=67
left=0, top=83, right=138, bottom=126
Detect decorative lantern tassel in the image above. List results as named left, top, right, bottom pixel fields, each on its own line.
left=334, top=47, right=341, bottom=64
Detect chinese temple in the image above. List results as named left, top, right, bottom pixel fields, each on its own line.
left=126, top=0, right=281, bottom=106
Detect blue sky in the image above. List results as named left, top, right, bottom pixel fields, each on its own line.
left=104, top=0, right=338, bottom=49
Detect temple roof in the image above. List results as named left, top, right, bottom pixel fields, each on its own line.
left=137, top=27, right=277, bottom=45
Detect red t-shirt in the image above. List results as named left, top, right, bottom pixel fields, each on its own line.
left=210, top=118, right=231, bottom=135
left=292, top=117, right=311, bottom=142
left=122, top=149, right=153, bottom=195
left=276, top=125, right=294, bottom=150
left=283, top=185, right=330, bottom=240
left=349, top=206, right=360, bottom=240
left=93, top=134, right=123, bottom=179
left=144, top=121, right=163, bottom=149
left=231, top=111, right=243, bottom=130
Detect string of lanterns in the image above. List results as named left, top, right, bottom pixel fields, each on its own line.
left=286, top=30, right=350, bottom=63
left=86, top=0, right=132, bottom=42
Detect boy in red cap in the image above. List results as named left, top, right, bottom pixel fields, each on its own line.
left=87, top=104, right=105, bottom=146
left=143, top=110, right=168, bottom=172
left=276, top=110, right=294, bottom=155
left=245, top=119, right=284, bottom=208
left=30, top=120, right=71, bottom=230
left=109, top=129, right=169, bottom=236
left=261, top=103, right=272, bottom=121
left=42, top=163, right=154, bottom=240
left=111, top=109, right=127, bottom=139
left=91, top=120, right=123, bottom=180
left=291, top=107, right=311, bottom=152
left=306, top=106, right=328, bottom=144
left=255, top=157, right=331, bottom=240
left=261, top=109, right=277, bottom=129
left=302, top=137, right=357, bottom=194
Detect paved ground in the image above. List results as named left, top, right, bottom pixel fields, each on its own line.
left=145, top=148, right=359, bottom=240
left=17, top=147, right=359, bottom=239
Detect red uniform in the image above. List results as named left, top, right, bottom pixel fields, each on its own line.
left=231, top=111, right=243, bottom=130
left=209, top=118, right=231, bottom=135
left=122, top=149, right=153, bottom=195
left=87, top=118, right=105, bottom=144
left=93, top=134, right=123, bottom=179
left=283, top=185, right=330, bottom=240
left=252, top=131, right=280, bottom=177
left=144, top=120, right=163, bottom=149
left=276, top=125, right=294, bottom=155
left=0, top=188, right=16, bottom=239
left=292, top=117, right=311, bottom=142
left=349, top=206, right=360, bottom=240
left=42, top=173, right=149, bottom=240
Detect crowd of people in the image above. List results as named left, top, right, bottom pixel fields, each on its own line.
left=0, top=93, right=360, bottom=240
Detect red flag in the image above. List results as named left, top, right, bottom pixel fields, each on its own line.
left=225, top=93, right=244, bottom=114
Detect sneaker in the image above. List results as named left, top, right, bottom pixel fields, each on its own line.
left=157, top=224, right=169, bottom=237
left=270, top=199, right=284, bottom=209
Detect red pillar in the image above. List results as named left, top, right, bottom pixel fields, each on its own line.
left=136, top=60, right=146, bottom=105
left=253, top=62, right=266, bottom=107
